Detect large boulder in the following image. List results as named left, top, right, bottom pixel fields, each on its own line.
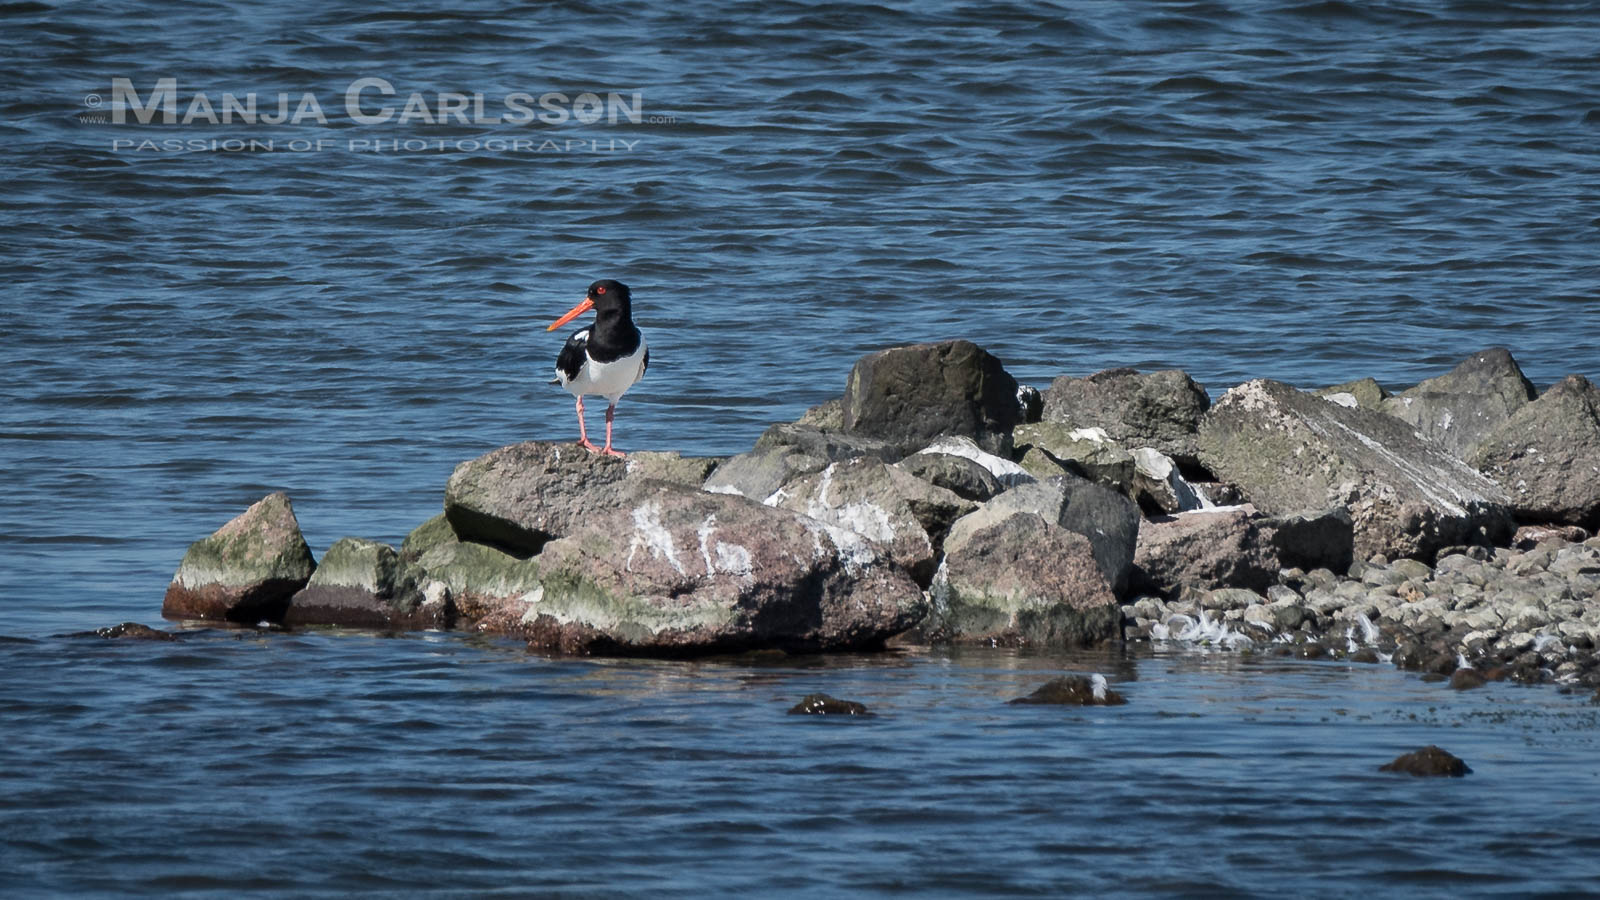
left=1381, top=348, right=1536, bottom=458
left=510, top=482, right=926, bottom=655
left=841, top=340, right=1020, bottom=455
left=928, top=511, right=1122, bottom=647
left=770, top=458, right=974, bottom=586
left=961, top=476, right=1140, bottom=595
left=162, top=492, right=316, bottom=623
left=443, top=441, right=632, bottom=555
left=285, top=537, right=452, bottom=629
left=1042, top=368, right=1210, bottom=468
left=1197, top=379, right=1512, bottom=561
left=1132, top=505, right=1354, bottom=597
left=1470, top=374, right=1600, bottom=527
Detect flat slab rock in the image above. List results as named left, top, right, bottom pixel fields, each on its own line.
left=1198, top=379, right=1511, bottom=561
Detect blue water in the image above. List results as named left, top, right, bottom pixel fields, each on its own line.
left=4, top=0, right=1600, bottom=894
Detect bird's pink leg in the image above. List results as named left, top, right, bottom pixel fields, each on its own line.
left=575, top=397, right=601, bottom=453
left=600, top=403, right=626, bottom=457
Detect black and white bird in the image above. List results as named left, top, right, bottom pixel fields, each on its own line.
left=547, top=279, right=649, bottom=456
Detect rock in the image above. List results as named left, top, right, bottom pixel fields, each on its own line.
left=771, top=458, right=973, bottom=585
left=285, top=537, right=452, bottom=629
left=1016, top=384, right=1044, bottom=424
left=1009, top=675, right=1126, bottom=706
left=960, top=476, right=1140, bottom=595
left=841, top=340, right=1020, bottom=456
left=929, top=511, right=1122, bottom=646
left=753, top=422, right=902, bottom=464
left=1316, top=377, right=1389, bottom=410
left=1197, top=379, right=1512, bottom=561
left=1512, top=524, right=1591, bottom=550
left=795, top=397, right=844, bottom=430
left=788, top=693, right=871, bottom=715
left=893, top=451, right=1004, bottom=503
left=1449, top=668, right=1488, bottom=690
left=1379, top=745, right=1472, bottom=777
left=912, top=436, right=1036, bottom=489
left=400, top=513, right=543, bottom=624
left=75, top=623, right=178, bottom=641
left=516, top=482, right=926, bottom=655
left=1012, top=423, right=1136, bottom=495
left=1042, top=367, right=1211, bottom=468
left=443, top=441, right=633, bottom=555
left=703, top=445, right=827, bottom=502
left=162, top=492, right=316, bottom=624
left=1381, top=349, right=1536, bottom=458
left=1131, top=505, right=1353, bottom=597
left=1131, top=447, right=1205, bottom=514
left=1470, top=374, right=1600, bottom=527
left=624, top=451, right=722, bottom=487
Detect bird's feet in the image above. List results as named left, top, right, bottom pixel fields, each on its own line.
left=577, top=438, right=603, bottom=454
left=599, top=445, right=627, bottom=458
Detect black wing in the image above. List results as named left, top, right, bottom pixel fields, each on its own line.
left=553, top=328, right=589, bottom=385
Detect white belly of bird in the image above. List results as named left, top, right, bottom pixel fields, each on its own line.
left=560, top=340, right=647, bottom=404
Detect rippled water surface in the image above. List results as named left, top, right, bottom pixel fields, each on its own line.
left=3, top=0, right=1600, bottom=894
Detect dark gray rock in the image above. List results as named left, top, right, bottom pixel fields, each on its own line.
left=771, top=458, right=973, bottom=586
left=515, top=482, right=926, bottom=655
left=965, top=476, right=1140, bottom=595
left=1009, top=675, right=1126, bottom=706
left=1132, top=505, right=1354, bottom=597
left=789, top=693, right=872, bottom=715
left=1197, top=379, right=1512, bottom=561
left=75, top=623, right=179, bottom=641
left=162, top=492, right=316, bottom=624
left=703, top=445, right=828, bottom=502
left=893, top=452, right=1004, bottom=503
left=930, top=511, right=1122, bottom=647
left=443, top=441, right=632, bottom=556
left=1470, top=374, right=1600, bottom=528
left=1379, top=745, right=1471, bottom=777
left=841, top=340, right=1020, bottom=456
left=1042, top=367, right=1211, bottom=468
left=285, top=537, right=453, bottom=629
left=795, top=397, right=844, bottom=430
left=1012, top=422, right=1136, bottom=495
left=1381, top=348, right=1536, bottom=458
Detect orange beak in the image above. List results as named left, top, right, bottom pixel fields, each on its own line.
left=547, top=296, right=594, bottom=332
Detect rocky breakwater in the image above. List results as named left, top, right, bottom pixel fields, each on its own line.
left=160, top=342, right=1599, bottom=676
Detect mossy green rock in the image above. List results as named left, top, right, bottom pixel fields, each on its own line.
left=1013, top=422, right=1136, bottom=494
left=285, top=537, right=451, bottom=629
left=162, top=492, right=315, bottom=623
left=400, top=513, right=541, bottom=627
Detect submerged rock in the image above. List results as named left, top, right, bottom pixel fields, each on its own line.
left=76, top=622, right=179, bottom=641
left=1470, top=374, right=1600, bottom=528
left=285, top=537, right=452, bottom=629
left=1198, top=379, right=1511, bottom=561
left=1042, top=367, right=1210, bottom=468
left=1449, top=668, right=1488, bottom=690
left=1009, top=675, right=1126, bottom=706
left=1379, top=745, right=1472, bottom=777
left=516, top=481, right=926, bottom=655
left=162, top=492, right=316, bottom=624
left=841, top=340, right=1021, bottom=456
left=788, top=693, right=872, bottom=715
left=1381, top=348, right=1536, bottom=459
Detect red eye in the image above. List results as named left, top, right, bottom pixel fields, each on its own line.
left=596, top=285, right=606, bottom=294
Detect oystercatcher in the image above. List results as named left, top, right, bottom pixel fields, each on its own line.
left=547, top=279, right=649, bottom=456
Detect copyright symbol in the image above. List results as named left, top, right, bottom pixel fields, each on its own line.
left=84, top=94, right=102, bottom=107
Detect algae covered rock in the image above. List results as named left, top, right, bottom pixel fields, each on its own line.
left=841, top=340, right=1021, bottom=456
left=1198, top=379, right=1511, bottom=561
left=285, top=537, right=452, bottom=629
left=1009, top=674, right=1126, bottom=706
left=162, top=492, right=315, bottom=623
